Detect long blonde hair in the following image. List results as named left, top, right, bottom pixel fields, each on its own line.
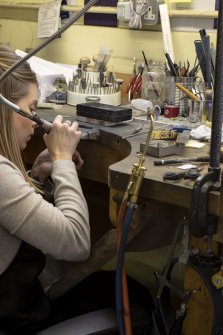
left=0, top=44, right=39, bottom=189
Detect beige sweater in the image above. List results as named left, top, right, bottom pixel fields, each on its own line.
left=0, top=155, right=90, bottom=275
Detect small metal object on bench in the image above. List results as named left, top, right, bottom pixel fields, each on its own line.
left=140, top=140, right=183, bottom=158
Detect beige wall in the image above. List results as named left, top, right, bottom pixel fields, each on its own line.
left=0, top=17, right=217, bottom=74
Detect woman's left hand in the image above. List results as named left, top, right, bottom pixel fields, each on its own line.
left=72, top=150, right=84, bottom=171
left=31, top=149, right=84, bottom=182
left=31, top=149, right=53, bottom=182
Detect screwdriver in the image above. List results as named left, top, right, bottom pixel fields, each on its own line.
left=154, top=156, right=210, bottom=166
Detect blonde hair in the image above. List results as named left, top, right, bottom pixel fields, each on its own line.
left=0, top=44, right=39, bottom=190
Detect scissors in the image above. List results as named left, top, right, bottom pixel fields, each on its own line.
left=163, top=168, right=201, bottom=182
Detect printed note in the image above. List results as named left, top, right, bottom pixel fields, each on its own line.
left=37, top=0, right=61, bottom=38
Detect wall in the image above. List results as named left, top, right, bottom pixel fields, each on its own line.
left=0, top=16, right=217, bottom=75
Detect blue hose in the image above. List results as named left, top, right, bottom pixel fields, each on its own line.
left=115, top=204, right=136, bottom=335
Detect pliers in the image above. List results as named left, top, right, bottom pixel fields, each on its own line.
left=126, top=63, right=144, bottom=101
left=163, top=168, right=201, bottom=182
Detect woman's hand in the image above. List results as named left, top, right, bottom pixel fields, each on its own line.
left=31, top=149, right=53, bottom=182
left=73, top=150, right=84, bottom=171
left=43, top=115, right=81, bottom=162
left=31, top=148, right=84, bottom=182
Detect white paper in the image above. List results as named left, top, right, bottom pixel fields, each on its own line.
left=177, top=164, right=197, bottom=170
left=37, top=0, right=61, bottom=39
left=15, top=49, right=74, bottom=83
left=15, top=49, right=75, bottom=102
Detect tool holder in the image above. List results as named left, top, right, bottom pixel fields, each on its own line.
left=67, top=70, right=122, bottom=106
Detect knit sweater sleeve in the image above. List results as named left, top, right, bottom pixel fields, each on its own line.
left=0, top=157, right=90, bottom=262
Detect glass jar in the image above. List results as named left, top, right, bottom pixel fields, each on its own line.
left=141, top=61, right=166, bottom=108
left=175, top=76, right=195, bottom=117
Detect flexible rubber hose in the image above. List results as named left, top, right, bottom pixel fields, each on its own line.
left=116, top=204, right=136, bottom=335
left=117, top=200, right=133, bottom=335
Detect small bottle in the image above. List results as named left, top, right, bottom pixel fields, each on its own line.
left=141, top=60, right=166, bottom=109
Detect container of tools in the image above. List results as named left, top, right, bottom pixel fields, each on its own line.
left=67, top=70, right=122, bottom=106
left=67, top=49, right=123, bottom=107
left=175, top=76, right=195, bottom=117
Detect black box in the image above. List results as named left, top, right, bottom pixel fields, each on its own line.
left=76, top=102, right=132, bottom=122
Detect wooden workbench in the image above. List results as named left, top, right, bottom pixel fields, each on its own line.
left=25, top=104, right=223, bottom=335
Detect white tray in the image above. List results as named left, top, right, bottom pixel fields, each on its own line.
left=67, top=91, right=121, bottom=107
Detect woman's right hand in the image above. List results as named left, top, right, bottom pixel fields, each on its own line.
left=43, top=115, right=81, bottom=161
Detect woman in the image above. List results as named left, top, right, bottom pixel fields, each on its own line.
left=0, top=45, right=90, bottom=334
left=0, top=45, right=154, bottom=335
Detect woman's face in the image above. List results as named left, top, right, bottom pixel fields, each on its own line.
left=12, top=83, right=38, bottom=150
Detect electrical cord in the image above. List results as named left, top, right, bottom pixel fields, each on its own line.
left=128, top=0, right=149, bottom=29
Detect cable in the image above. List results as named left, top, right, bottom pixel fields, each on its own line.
left=0, top=0, right=100, bottom=133
left=116, top=204, right=136, bottom=335
left=116, top=200, right=133, bottom=335
left=0, top=0, right=100, bottom=85
left=128, top=0, right=149, bottom=29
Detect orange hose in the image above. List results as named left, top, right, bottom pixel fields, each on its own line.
left=122, top=265, right=132, bottom=335
left=117, top=200, right=133, bottom=335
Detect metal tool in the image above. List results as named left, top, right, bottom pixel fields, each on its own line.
left=0, top=93, right=100, bottom=140
left=154, top=156, right=210, bottom=166
left=126, top=62, right=144, bottom=101
left=164, top=52, right=178, bottom=77
left=140, top=140, right=183, bottom=158
left=175, top=83, right=200, bottom=101
left=163, top=168, right=201, bottom=182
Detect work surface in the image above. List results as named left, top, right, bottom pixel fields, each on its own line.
left=36, top=104, right=220, bottom=217
left=35, top=104, right=223, bottom=335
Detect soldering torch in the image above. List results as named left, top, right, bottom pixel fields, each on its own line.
left=0, top=93, right=100, bottom=140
